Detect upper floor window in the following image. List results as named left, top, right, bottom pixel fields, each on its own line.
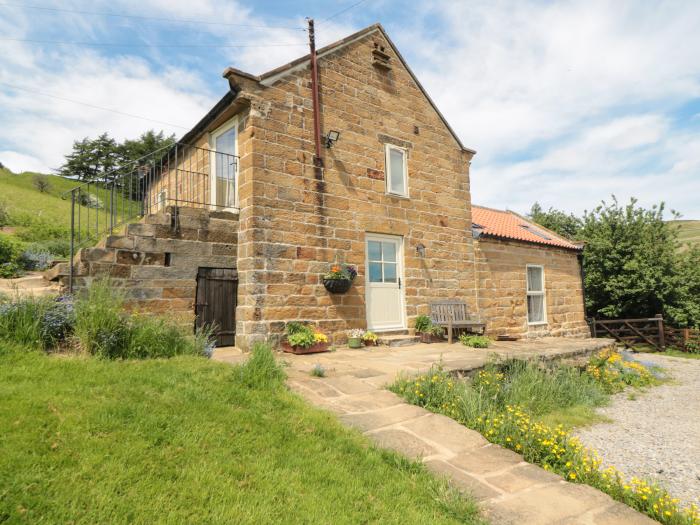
left=385, top=144, right=408, bottom=197
left=526, top=265, right=546, bottom=325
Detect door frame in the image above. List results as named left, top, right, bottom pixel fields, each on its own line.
left=208, top=116, right=239, bottom=211
left=364, top=232, right=407, bottom=331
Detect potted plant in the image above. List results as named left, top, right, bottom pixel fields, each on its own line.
left=323, top=263, right=357, bottom=294
left=414, top=314, right=433, bottom=343
left=428, top=324, right=445, bottom=342
left=347, top=328, right=364, bottom=349
left=281, top=322, right=330, bottom=355
left=362, top=330, right=378, bottom=346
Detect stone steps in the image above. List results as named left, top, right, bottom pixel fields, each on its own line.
left=40, top=206, right=239, bottom=319
left=378, top=333, right=420, bottom=347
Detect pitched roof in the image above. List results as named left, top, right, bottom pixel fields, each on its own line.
left=472, top=205, right=582, bottom=251
left=221, top=23, right=475, bottom=154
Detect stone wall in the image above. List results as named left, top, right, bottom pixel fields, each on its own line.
left=474, top=238, right=590, bottom=338
left=65, top=206, right=238, bottom=321
left=233, top=30, right=476, bottom=348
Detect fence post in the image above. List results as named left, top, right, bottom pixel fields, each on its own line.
left=683, top=328, right=690, bottom=351
left=656, top=314, right=665, bottom=350
left=110, top=182, right=115, bottom=234
left=69, top=190, right=75, bottom=295
left=590, top=317, right=597, bottom=338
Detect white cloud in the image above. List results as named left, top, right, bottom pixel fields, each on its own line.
left=389, top=0, right=700, bottom=217
left=0, top=0, right=699, bottom=219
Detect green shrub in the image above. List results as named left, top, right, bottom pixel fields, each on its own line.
left=0, top=200, right=9, bottom=227
left=0, top=296, right=49, bottom=346
left=73, top=279, right=211, bottom=359
left=459, top=334, right=490, bottom=348
left=0, top=235, right=17, bottom=264
left=39, top=299, right=75, bottom=348
left=28, top=238, right=71, bottom=258
left=17, top=247, right=54, bottom=271
left=235, top=341, right=286, bottom=389
left=0, top=262, right=22, bottom=279
left=74, top=281, right=126, bottom=357
left=414, top=315, right=431, bottom=333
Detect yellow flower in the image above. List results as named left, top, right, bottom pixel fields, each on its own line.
left=569, top=472, right=576, bottom=480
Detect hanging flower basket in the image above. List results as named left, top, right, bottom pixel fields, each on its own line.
left=322, top=263, right=357, bottom=294
left=323, top=278, right=352, bottom=294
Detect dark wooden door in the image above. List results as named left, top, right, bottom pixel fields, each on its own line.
left=195, top=267, right=238, bottom=347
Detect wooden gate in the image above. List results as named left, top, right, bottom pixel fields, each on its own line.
left=195, top=267, right=238, bottom=347
left=589, top=316, right=665, bottom=351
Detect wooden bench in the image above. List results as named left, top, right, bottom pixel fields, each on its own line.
left=430, top=300, right=486, bottom=344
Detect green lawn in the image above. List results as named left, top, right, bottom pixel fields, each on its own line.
left=668, top=219, right=700, bottom=250
left=0, top=347, right=481, bottom=524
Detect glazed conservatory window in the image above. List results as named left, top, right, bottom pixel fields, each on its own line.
left=526, top=265, right=546, bottom=324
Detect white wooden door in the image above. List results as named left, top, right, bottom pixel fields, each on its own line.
left=365, top=234, right=405, bottom=331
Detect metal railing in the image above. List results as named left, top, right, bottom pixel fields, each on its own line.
left=64, top=142, right=238, bottom=291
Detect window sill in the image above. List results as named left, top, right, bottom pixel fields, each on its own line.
left=527, top=321, right=548, bottom=326
left=385, top=192, right=410, bottom=200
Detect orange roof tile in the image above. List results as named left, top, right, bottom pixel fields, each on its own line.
left=471, top=205, right=582, bottom=250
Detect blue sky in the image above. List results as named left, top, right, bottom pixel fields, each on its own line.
left=1, top=0, right=699, bottom=218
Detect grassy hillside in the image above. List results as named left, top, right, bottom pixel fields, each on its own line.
left=668, top=220, right=700, bottom=250
left=0, top=168, right=137, bottom=261
left=0, top=168, right=78, bottom=228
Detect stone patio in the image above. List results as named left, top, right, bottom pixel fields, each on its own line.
left=213, top=337, right=655, bottom=524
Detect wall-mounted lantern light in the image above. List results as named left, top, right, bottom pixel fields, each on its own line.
left=416, top=243, right=426, bottom=257
left=323, top=130, right=340, bottom=148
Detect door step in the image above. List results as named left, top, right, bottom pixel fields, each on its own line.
left=378, top=334, right=420, bottom=347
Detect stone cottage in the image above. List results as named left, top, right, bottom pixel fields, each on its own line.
left=52, top=23, right=590, bottom=348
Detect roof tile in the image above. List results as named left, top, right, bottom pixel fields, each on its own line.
left=472, top=205, right=582, bottom=250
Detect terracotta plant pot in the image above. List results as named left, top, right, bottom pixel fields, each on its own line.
left=419, top=332, right=432, bottom=344
left=323, top=278, right=352, bottom=294
left=363, top=339, right=377, bottom=346
left=281, top=341, right=330, bottom=355
left=347, top=337, right=363, bottom=349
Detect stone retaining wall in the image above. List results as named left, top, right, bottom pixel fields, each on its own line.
left=67, top=206, right=238, bottom=320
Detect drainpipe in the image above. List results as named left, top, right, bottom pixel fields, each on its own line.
left=307, top=18, right=323, bottom=169
left=578, top=252, right=588, bottom=323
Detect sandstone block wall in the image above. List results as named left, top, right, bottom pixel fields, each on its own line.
left=67, top=206, right=238, bottom=321
left=232, top=30, right=477, bottom=348
left=475, top=238, right=590, bottom=338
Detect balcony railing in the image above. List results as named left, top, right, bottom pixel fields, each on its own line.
left=64, top=142, right=238, bottom=290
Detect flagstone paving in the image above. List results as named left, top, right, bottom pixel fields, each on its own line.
left=214, top=337, right=655, bottom=524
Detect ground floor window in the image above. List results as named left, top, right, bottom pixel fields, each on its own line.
left=526, top=265, right=546, bottom=324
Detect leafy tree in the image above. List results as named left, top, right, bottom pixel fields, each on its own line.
left=118, top=130, right=175, bottom=164
left=57, top=133, right=120, bottom=182
left=580, top=197, right=700, bottom=327
left=57, top=130, right=175, bottom=183
left=32, top=174, right=52, bottom=193
left=528, top=202, right=582, bottom=240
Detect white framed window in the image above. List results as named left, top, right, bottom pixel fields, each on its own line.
left=209, top=117, right=238, bottom=210
left=384, top=144, right=408, bottom=197
left=156, top=189, right=167, bottom=211
left=526, top=265, right=547, bottom=325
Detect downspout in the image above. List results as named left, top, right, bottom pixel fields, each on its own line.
left=307, top=18, right=323, bottom=169
left=577, top=251, right=589, bottom=327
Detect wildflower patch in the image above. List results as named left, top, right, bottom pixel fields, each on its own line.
left=389, top=352, right=697, bottom=525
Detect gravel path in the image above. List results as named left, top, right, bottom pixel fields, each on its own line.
left=575, top=353, right=700, bottom=509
